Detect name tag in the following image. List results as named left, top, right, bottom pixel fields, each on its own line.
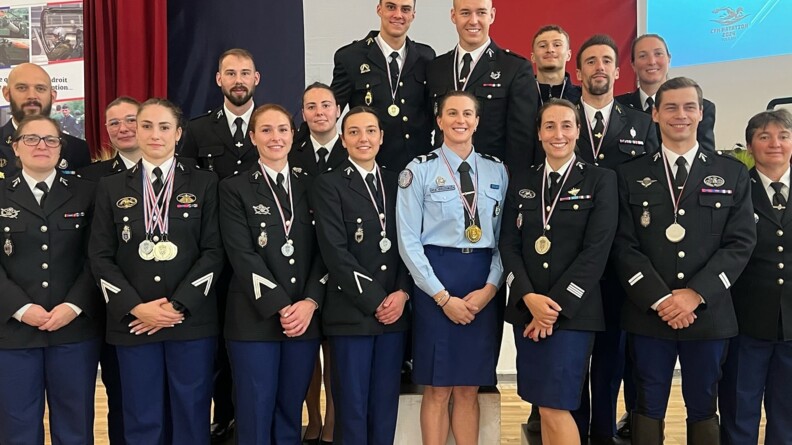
left=430, top=185, right=456, bottom=193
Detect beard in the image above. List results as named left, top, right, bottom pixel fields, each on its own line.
left=585, top=77, right=612, bottom=96
left=9, top=97, right=52, bottom=123
left=222, top=83, right=255, bottom=107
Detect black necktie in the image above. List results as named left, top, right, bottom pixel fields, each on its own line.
left=276, top=173, right=292, bottom=218
left=645, top=97, right=654, bottom=112
left=152, top=167, right=163, bottom=196
left=593, top=111, right=605, bottom=141
left=771, top=182, right=786, bottom=218
left=389, top=51, right=400, bottom=94
left=458, top=161, right=478, bottom=227
left=233, top=117, right=245, bottom=149
left=316, top=146, right=328, bottom=173
left=35, top=182, right=49, bottom=208
left=459, top=53, right=473, bottom=85
left=548, top=171, right=561, bottom=202
left=365, top=173, right=383, bottom=209
left=674, top=157, right=687, bottom=198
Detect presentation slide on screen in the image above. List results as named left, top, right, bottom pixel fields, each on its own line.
left=647, top=0, right=792, bottom=67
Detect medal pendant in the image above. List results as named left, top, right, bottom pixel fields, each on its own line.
left=162, top=241, right=178, bottom=260
left=665, top=223, right=686, bottom=243
left=3, top=238, right=12, bottom=256
left=355, top=227, right=364, bottom=243
left=121, top=225, right=132, bottom=243
left=387, top=104, right=400, bottom=117
left=465, top=224, right=482, bottom=243
left=365, top=91, right=373, bottom=106
left=640, top=209, right=651, bottom=228
left=516, top=212, right=523, bottom=229
left=281, top=241, right=295, bottom=257
left=258, top=230, right=268, bottom=248
left=153, top=242, right=171, bottom=262
left=139, top=240, right=155, bottom=261
left=534, top=235, right=551, bottom=255
left=379, top=237, right=392, bottom=253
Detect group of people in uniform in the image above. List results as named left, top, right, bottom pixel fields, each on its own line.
left=0, top=1, right=788, bottom=445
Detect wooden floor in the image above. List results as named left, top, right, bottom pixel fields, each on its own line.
left=44, top=378, right=765, bottom=444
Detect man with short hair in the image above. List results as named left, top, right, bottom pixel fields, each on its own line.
left=571, top=34, right=658, bottom=444
left=331, top=0, right=435, bottom=172
left=79, top=97, right=141, bottom=182
left=180, top=48, right=263, bottom=442
left=1, top=62, right=90, bottom=178
left=427, top=0, right=539, bottom=173
left=290, top=82, right=347, bottom=183
left=616, top=34, right=716, bottom=150
left=531, top=24, right=581, bottom=106
left=613, top=77, right=755, bottom=444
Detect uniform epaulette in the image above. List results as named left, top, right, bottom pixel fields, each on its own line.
left=413, top=153, right=438, bottom=163
left=478, top=153, right=502, bottom=163
left=502, top=48, right=528, bottom=60
left=291, top=166, right=309, bottom=177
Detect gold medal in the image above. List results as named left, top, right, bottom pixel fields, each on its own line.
left=153, top=242, right=171, bottom=261
left=465, top=224, right=482, bottom=243
left=535, top=235, right=551, bottom=255
left=665, top=223, right=686, bottom=243
left=365, top=91, right=373, bottom=106
left=388, top=104, right=400, bottom=117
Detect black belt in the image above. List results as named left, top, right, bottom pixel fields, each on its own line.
left=424, top=245, right=492, bottom=255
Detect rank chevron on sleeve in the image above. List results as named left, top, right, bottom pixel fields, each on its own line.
left=100, top=279, right=121, bottom=304
left=252, top=273, right=277, bottom=300
left=191, top=273, right=214, bottom=297
left=354, top=271, right=372, bottom=294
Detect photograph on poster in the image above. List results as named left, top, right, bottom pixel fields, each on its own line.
left=30, top=4, right=82, bottom=63
left=52, top=99, right=84, bottom=139
left=0, top=7, right=30, bottom=67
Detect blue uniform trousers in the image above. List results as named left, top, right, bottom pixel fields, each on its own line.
left=115, top=337, right=216, bottom=445
left=0, top=338, right=101, bottom=445
left=719, top=334, right=792, bottom=445
left=227, top=339, right=320, bottom=445
left=330, top=332, right=406, bottom=445
left=629, top=334, right=727, bottom=421
left=100, top=341, right=126, bottom=444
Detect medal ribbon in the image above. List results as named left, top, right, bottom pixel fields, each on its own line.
left=260, top=164, right=295, bottom=239
left=535, top=78, right=567, bottom=107
left=452, top=45, right=488, bottom=91
left=375, top=40, right=406, bottom=106
left=142, top=163, right=175, bottom=237
left=361, top=164, right=388, bottom=236
left=540, top=156, right=576, bottom=231
left=439, top=147, right=478, bottom=225
left=583, top=106, right=612, bottom=160
left=660, top=151, right=691, bottom=218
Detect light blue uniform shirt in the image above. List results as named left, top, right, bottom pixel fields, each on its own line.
left=396, top=145, right=508, bottom=297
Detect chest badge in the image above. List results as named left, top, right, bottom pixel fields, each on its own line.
left=703, top=175, right=725, bottom=188
left=0, top=207, right=20, bottom=219
left=360, top=63, right=370, bottom=74
left=637, top=177, right=657, bottom=188
left=490, top=71, right=501, bottom=80
left=116, top=197, right=138, bottom=209
left=252, top=204, right=271, bottom=215
left=518, top=189, right=536, bottom=199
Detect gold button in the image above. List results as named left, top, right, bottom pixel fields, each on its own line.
left=42, top=281, right=48, bottom=288
left=40, top=225, right=47, bottom=233
left=779, top=263, right=785, bottom=270
left=403, top=116, right=408, bottom=122
left=778, top=230, right=785, bottom=237
left=715, top=202, right=722, bottom=209
left=405, top=134, right=410, bottom=139
left=123, top=216, right=129, bottom=222
left=779, top=278, right=785, bottom=285
left=289, top=259, right=295, bottom=265
left=487, top=94, right=492, bottom=99
left=41, top=263, right=48, bottom=270
left=573, top=204, right=579, bottom=210
left=779, top=246, right=784, bottom=252
left=41, top=244, right=48, bottom=251
left=642, top=201, right=648, bottom=207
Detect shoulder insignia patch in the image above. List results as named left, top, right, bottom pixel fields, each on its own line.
left=413, top=153, right=438, bottom=163
left=479, top=153, right=502, bottom=163
left=398, top=169, right=413, bottom=188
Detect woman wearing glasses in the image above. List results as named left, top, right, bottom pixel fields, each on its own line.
left=79, top=96, right=142, bottom=181
left=90, top=98, right=224, bottom=444
left=0, top=115, right=102, bottom=444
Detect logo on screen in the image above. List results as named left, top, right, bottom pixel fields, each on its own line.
left=711, top=6, right=750, bottom=40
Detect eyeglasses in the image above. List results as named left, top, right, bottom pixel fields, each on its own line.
left=15, top=134, right=63, bottom=148
left=106, top=116, right=137, bottom=131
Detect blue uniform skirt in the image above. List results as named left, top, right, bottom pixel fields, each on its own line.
left=513, top=326, right=594, bottom=410
left=412, top=245, right=498, bottom=387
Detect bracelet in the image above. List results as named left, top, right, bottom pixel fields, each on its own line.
left=434, top=290, right=450, bottom=306
left=440, top=294, right=451, bottom=307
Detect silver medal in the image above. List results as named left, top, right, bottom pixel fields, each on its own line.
left=665, top=223, right=686, bottom=243
left=139, top=239, right=155, bottom=261
left=379, top=237, right=392, bottom=253
left=281, top=241, right=295, bottom=257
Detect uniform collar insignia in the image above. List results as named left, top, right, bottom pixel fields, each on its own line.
left=0, top=207, right=20, bottom=218
left=131, top=164, right=140, bottom=173
left=366, top=37, right=374, bottom=45
left=301, top=140, right=307, bottom=148
left=59, top=177, right=68, bottom=187
left=216, top=109, right=223, bottom=119
left=486, top=48, right=494, bottom=58
left=345, top=166, right=354, bottom=176
left=698, top=152, right=708, bottom=163
left=292, top=166, right=303, bottom=174
left=5, top=135, right=11, bottom=144
left=111, top=159, right=119, bottom=168
left=637, top=177, right=657, bottom=188
left=750, top=177, right=757, bottom=183
left=0, top=158, right=6, bottom=168
left=252, top=204, right=271, bottom=215
left=615, top=104, right=622, bottom=114
left=11, top=177, right=21, bottom=188
left=177, top=162, right=185, bottom=171
left=576, top=161, right=585, bottom=169
left=252, top=171, right=261, bottom=180
left=653, top=152, right=662, bottom=162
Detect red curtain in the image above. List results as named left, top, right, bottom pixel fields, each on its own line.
left=490, top=0, right=638, bottom=96
left=83, top=0, right=168, bottom=160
